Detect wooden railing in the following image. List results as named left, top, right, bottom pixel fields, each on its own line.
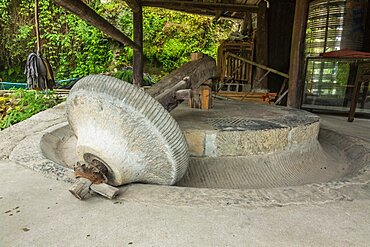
left=222, top=52, right=290, bottom=104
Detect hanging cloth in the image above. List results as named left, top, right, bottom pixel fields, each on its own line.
left=24, top=53, right=55, bottom=90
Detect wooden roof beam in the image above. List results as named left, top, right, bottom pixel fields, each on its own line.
left=142, top=0, right=259, bottom=13
left=124, top=0, right=141, bottom=12
left=54, top=0, right=140, bottom=50
left=148, top=5, right=217, bottom=17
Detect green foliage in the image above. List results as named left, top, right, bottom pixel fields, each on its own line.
left=0, top=0, right=234, bottom=81
left=142, top=8, right=232, bottom=72
left=113, top=69, right=154, bottom=86
left=0, top=89, right=64, bottom=129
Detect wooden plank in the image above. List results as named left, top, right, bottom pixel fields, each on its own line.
left=147, top=57, right=216, bottom=111
left=287, top=0, right=310, bottom=108
left=133, top=2, right=144, bottom=86
left=54, top=0, right=139, bottom=50
left=175, top=89, right=192, bottom=101
left=145, top=5, right=217, bottom=17
left=147, top=55, right=216, bottom=99
left=141, top=0, right=259, bottom=12
left=154, top=77, right=190, bottom=112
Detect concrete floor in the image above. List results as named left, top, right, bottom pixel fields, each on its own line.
left=1, top=112, right=370, bottom=246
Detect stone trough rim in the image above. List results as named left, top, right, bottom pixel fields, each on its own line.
left=2, top=102, right=369, bottom=207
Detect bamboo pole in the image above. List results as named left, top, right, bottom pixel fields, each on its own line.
left=35, top=0, right=41, bottom=56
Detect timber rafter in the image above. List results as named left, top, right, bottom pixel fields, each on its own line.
left=141, top=0, right=259, bottom=13
left=54, top=0, right=139, bottom=50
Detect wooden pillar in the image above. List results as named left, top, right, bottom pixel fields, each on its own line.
left=287, top=0, right=310, bottom=108
left=362, top=3, right=370, bottom=52
left=240, top=12, right=252, bottom=36
left=133, top=1, right=144, bottom=87
left=255, top=1, right=268, bottom=89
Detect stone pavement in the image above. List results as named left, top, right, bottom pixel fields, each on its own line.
left=0, top=108, right=370, bottom=246
left=1, top=160, right=370, bottom=247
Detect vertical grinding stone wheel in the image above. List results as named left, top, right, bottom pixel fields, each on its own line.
left=66, top=75, right=189, bottom=186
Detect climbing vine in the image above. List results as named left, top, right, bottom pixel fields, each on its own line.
left=0, top=0, right=234, bottom=82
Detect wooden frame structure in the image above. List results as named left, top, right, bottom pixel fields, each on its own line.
left=53, top=0, right=314, bottom=109
left=218, top=41, right=254, bottom=88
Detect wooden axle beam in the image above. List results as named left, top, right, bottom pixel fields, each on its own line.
left=54, top=0, right=139, bottom=50
left=147, top=55, right=216, bottom=111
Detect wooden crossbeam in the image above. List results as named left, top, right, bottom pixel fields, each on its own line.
left=150, top=6, right=217, bottom=17
left=141, top=0, right=259, bottom=12
left=54, top=0, right=139, bottom=50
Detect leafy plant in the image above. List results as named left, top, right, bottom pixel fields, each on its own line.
left=113, top=69, right=154, bottom=86
left=0, top=89, right=64, bottom=129
left=0, top=0, right=234, bottom=81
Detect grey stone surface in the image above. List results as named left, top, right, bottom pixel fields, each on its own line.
left=215, top=127, right=289, bottom=156
left=171, top=101, right=320, bottom=157
left=0, top=160, right=370, bottom=247
left=2, top=99, right=369, bottom=195
left=66, top=75, right=189, bottom=186
left=0, top=100, right=370, bottom=246
left=183, top=130, right=205, bottom=156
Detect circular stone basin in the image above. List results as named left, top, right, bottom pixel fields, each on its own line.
left=36, top=101, right=362, bottom=190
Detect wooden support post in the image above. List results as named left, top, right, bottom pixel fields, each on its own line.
left=54, top=0, right=139, bottom=50
left=200, top=85, right=212, bottom=110
left=363, top=4, right=370, bottom=52
left=287, top=0, right=310, bottom=108
left=240, top=12, right=252, bottom=37
left=133, top=0, right=144, bottom=86
left=348, top=63, right=361, bottom=122
left=255, top=1, right=269, bottom=89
